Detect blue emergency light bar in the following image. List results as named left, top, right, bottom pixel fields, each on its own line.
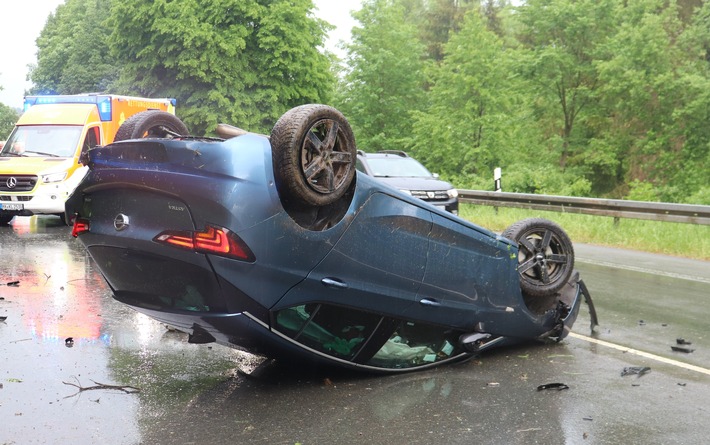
left=23, top=95, right=115, bottom=121
left=23, top=95, right=177, bottom=122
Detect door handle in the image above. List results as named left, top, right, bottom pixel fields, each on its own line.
left=321, top=277, right=348, bottom=289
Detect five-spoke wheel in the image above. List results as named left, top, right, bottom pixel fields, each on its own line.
left=271, top=104, right=357, bottom=207
left=503, top=218, right=575, bottom=297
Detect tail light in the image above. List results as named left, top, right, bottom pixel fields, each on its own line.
left=154, top=225, right=255, bottom=262
left=72, top=217, right=90, bottom=237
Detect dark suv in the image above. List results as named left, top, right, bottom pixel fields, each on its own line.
left=66, top=104, right=591, bottom=374
left=356, top=150, right=459, bottom=214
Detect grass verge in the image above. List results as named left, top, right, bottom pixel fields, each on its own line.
left=458, top=204, right=710, bottom=261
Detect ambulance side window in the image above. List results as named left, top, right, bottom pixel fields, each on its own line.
left=82, top=127, right=100, bottom=156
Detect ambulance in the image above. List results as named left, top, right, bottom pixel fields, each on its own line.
left=0, top=94, right=182, bottom=225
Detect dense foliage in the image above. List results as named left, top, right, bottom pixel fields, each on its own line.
left=27, top=0, right=334, bottom=135
left=336, top=0, right=709, bottom=203
left=0, top=102, right=19, bottom=140
left=3, top=0, right=708, bottom=203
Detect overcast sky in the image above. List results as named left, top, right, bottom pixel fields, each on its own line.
left=0, top=0, right=361, bottom=109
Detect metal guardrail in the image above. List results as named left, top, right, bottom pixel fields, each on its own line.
left=457, top=190, right=710, bottom=225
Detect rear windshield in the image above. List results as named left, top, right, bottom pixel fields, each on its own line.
left=365, top=157, right=433, bottom=178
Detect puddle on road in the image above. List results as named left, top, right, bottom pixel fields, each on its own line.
left=0, top=219, right=261, bottom=444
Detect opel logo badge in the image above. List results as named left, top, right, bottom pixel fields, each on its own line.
left=6, top=177, right=17, bottom=189
left=113, top=214, right=130, bottom=231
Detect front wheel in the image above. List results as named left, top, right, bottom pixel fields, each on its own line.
left=502, top=218, right=575, bottom=297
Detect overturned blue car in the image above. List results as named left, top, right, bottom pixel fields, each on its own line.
left=66, top=104, right=597, bottom=373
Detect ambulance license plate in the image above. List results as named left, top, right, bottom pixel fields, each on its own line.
left=1, top=203, right=24, bottom=211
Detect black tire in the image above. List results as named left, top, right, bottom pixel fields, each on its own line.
left=270, top=104, right=357, bottom=207
left=502, top=218, right=574, bottom=297
left=114, top=110, right=189, bottom=142
left=0, top=214, right=14, bottom=225
left=57, top=212, right=70, bottom=226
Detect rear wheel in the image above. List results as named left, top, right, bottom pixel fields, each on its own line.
left=270, top=104, right=356, bottom=207
left=0, top=214, right=14, bottom=225
left=502, top=218, right=574, bottom=297
left=114, top=110, right=189, bottom=142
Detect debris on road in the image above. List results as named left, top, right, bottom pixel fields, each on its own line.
left=676, top=338, right=692, bottom=345
left=621, top=366, right=651, bottom=377
left=537, top=383, right=569, bottom=391
left=671, top=345, right=695, bottom=353
left=63, top=378, right=140, bottom=398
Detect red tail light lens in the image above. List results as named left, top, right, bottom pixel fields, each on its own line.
left=194, top=226, right=231, bottom=254
left=71, top=217, right=90, bottom=237
left=154, top=225, right=255, bottom=262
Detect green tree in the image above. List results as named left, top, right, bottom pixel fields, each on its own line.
left=595, top=0, right=710, bottom=201
left=515, top=0, right=620, bottom=193
left=671, top=0, right=710, bottom=203
left=29, top=0, right=117, bottom=95
left=334, top=0, right=427, bottom=152
left=410, top=10, right=512, bottom=178
left=0, top=102, right=20, bottom=140
left=415, top=0, right=476, bottom=61
left=408, top=8, right=589, bottom=195
left=107, top=0, right=334, bottom=135
left=677, top=0, right=704, bottom=24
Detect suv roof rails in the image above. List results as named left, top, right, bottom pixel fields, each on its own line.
left=377, top=150, right=409, bottom=157
left=357, top=149, right=367, bottom=156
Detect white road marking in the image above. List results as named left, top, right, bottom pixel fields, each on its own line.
left=569, top=332, right=710, bottom=376
left=576, top=258, right=710, bottom=284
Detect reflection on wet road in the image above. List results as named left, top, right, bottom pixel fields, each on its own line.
left=1, top=217, right=257, bottom=444
left=1, top=216, right=708, bottom=444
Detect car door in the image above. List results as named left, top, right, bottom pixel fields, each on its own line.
left=273, top=191, right=431, bottom=318
left=402, top=212, right=522, bottom=330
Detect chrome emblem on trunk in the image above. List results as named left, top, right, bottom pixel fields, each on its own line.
left=113, top=214, right=130, bottom=231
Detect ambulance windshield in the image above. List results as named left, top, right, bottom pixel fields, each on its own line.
left=1, top=125, right=83, bottom=158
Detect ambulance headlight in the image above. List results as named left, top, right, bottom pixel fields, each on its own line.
left=41, top=172, right=68, bottom=183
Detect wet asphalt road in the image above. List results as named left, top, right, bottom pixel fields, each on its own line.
left=1, top=216, right=708, bottom=445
